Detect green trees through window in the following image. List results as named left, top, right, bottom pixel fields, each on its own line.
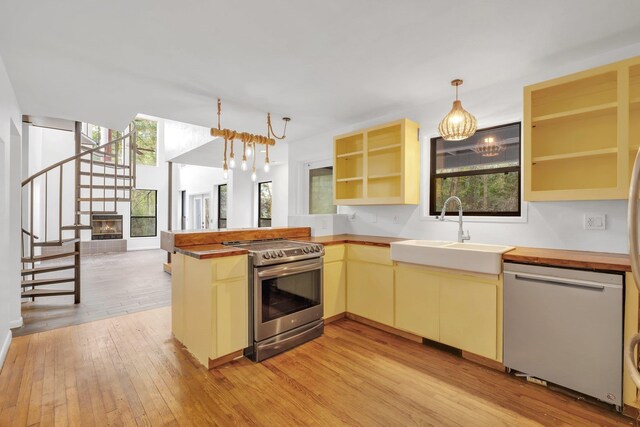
left=134, top=118, right=157, bottom=166
left=430, top=122, right=521, bottom=216
left=131, top=189, right=157, bottom=237
left=259, top=182, right=272, bottom=227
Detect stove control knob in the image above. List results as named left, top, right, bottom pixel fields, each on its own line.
left=270, top=251, right=278, bottom=258
left=314, top=246, right=321, bottom=252
left=303, top=247, right=310, bottom=254
left=263, top=253, right=271, bottom=260
left=278, top=251, right=285, bottom=257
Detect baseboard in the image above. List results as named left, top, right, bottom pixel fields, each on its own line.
left=208, top=349, right=244, bottom=369
left=0, top=330, right=12, bottom=371
left=9, top=316, right=23, bottom=329
left=462, top=351, right=505, bottom=372
left=323, top=312, right=346, bottom=324
left=163, top=262, right=172, bottom=274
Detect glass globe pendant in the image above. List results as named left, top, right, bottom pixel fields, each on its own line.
left=438, top=79, right=477, bottom=141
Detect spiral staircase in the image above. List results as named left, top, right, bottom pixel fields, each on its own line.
left=20, top=121, right=138, bottom=303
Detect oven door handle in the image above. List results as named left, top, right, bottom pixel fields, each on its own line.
left=257, top=260, right=323, bottom=279
left=259, top=321, right=324, bottom=352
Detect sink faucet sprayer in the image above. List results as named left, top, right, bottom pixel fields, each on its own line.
left=438, top=196, right=470, bottom=243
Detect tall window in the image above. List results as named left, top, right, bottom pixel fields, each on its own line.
left=309, top=167, right=336, bottom=214
left=258, top=181, right=272, bottom=227
left=134, top=118, right=157, bottom=166
left=218, top=184, right=227, bottom=229
left=130, top=189, right=157, bottom=237
left=430, top=122, right=521, bottom=216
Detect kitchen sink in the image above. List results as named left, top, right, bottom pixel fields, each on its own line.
left=390, top=240, right=515, bottom=275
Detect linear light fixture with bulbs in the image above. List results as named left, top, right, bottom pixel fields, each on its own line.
left=212, top=99, right=291, bottom=181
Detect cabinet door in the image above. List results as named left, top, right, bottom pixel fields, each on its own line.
left=395, top=265, right=439, bottom=341
left=439, top=277, right=497, bottom=360
left=347, top=261, right=394, bottom=326
left=324, top=261, right=346, bottom=318
left=215, top=277, right=248, bottom=358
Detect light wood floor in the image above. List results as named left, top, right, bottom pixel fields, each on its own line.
left=16, top=250, right=171, bottom=336
left=0, top=307, right=633, bottom=426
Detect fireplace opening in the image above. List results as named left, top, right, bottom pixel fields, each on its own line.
left=91, top=214, right=123, bottom=240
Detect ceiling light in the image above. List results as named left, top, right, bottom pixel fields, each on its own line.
left=473, top=136, right=504, bottom=157
left=438, top=79, right=477, bottom=141
left=212, top=99, right=290, bottom=178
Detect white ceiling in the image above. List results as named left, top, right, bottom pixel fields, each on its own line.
left=1, top=0, right=639, bottom=140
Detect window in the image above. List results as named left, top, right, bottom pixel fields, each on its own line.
left=134, top=118, right=157, bottom=166
left=218, top=184, right=227, bottom=229
left=130, top=189, right=157, bottom=237
left=258, top=181, right=272, bottom=227
left=309, top=167, right=336, bottom=214
left=430, top=122, right=521, bottom=217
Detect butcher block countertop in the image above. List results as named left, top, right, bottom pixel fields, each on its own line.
left=301, top=234, right=406, bottom=247
left=174, top=244, right=249, bottom=260
left=503, top=246, right=631, bottom=273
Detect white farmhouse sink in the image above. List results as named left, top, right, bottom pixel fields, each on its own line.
left=390, top=240, right=515, bottom=275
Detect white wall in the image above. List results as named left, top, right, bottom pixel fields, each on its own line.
left=0, top=54, right=22, bottom=368
left=288, top=46, right=640, bottom=254
left=174, top=164, right=226, bottom=230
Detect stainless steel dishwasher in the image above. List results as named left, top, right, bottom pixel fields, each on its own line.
left=503, top=262, right=623, bottom=408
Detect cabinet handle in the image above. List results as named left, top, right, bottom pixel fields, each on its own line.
left=512, top=273, right=605, bottom=290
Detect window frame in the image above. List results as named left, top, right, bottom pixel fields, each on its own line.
left=258, top=181, right=273, bottom=228
left=130, top=189, right=158, bottom=238
left=429, top=122, right=522, bottom=217
left=308, top=165, right=337, bottom=215
left=217, top=184, right=227, bottom=229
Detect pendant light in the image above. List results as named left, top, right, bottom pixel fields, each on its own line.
left=229, top=139, right=236, bottom=169
left=241, top=141, right=248, bottom=171
left=473, top=136, right=504, bottom=157
left=438, top=79, right=477, bottom=141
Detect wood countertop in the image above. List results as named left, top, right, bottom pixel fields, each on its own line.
left=300, top=234, right=406, bottom=247
left=504, top=246, right=631, bottom=273
left=174, top=244, right=249, bottom=260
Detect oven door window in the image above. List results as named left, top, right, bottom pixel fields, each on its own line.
left=261, top=269, right=321, bottom=323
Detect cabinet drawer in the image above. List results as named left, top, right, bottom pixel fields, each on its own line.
left=323, top=244, right=346, bottom=263
left=347, top=244, right=392, bottom=266
left=213, top=255, right=248, bottom=281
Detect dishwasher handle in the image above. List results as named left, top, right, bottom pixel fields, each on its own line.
left=509, top=272, right=606, bottom=291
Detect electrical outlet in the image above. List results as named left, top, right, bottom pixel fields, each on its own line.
left=584, top=213, right=606, bottom=230
left=348, top=213, right=356, bottom=222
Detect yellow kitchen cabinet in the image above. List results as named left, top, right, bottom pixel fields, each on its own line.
left=524, top=56, right=640, bottom=201
left=346, top=244, right=394, bottom=326
left=334, top=118, right=420, bottom=205
left=439, top=273, right=499, bottom=360
left=172, top=253, right=248, bottom=367
left=323, top=259, right=346, bottom=319
left=395, top=264, right=440, bottom=341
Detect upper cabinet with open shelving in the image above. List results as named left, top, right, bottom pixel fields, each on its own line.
left=524, top=56, right=640, bottom=201
left=333, top=119, right=420, bottom=205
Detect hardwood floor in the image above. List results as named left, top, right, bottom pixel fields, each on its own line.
left=16, top=250, right=171, bottom=336
left=0, top=307, right=632, bottom=426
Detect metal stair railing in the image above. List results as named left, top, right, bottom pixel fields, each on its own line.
left=20, top=121, right=137, bottom=304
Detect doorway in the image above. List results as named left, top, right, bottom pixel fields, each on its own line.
left=190, top=193, right=212, bottom=230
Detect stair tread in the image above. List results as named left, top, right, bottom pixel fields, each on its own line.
left=33, top=237, right=80, bottom=247
left=61, top=224, right=92, bottom=230
left=77, top=211, right=117, bottom=215
left=80, top=159, right=130, bottom=169
left=22, top=264, right=75, bottom=276
left=22, top=251, right=79, bottom=263
left=80, top=171, right=132, bottom=179
left=78, top=197, right=130, bottom=202
left=22, top=289, right=76, bottom=298
left=21, top=277, right=75, bottom=288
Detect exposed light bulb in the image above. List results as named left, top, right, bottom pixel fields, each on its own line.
left=246, top=146, right=253, bottom=157
left=241, top=159, right=248, bottom=171
left=264, top=161, right=270, bottom=173
left=223, top=168, right=228, bottom=180
left=251, top=167, right=257, bottom=182
left=229, top=155, right=236, bottom=169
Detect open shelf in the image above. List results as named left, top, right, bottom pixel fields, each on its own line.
left=532, top=147, right=617, bottom=163
left=531, top=102, right=617, bottom=125
left=368, top=173, right=401, bottom=180
left=368, top=144, right=401, bottom=154
left=336, top=177, right=363, bottom=183
left=336, top=150, right=363, bottom=159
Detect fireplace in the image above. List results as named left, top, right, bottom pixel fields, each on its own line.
left=91, top=214, right=123, bottom=240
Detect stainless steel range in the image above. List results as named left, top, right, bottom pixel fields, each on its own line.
left=226, top=239, right=325, bottom=361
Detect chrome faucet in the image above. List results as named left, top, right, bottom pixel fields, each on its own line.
left=438, top=196, right=470, bottom=243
